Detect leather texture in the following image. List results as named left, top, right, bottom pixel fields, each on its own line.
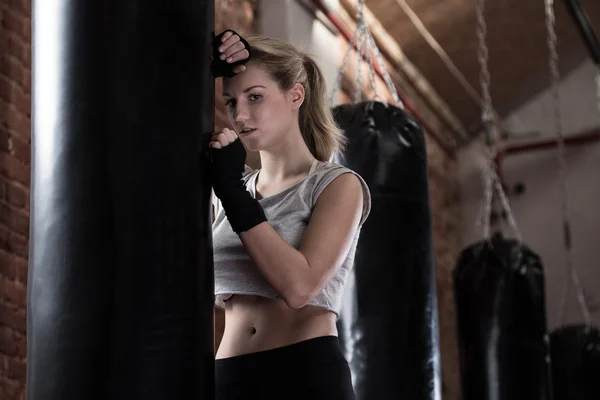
left=332, top=101, right=442, bottom=400
left=454, top=235, right=553, bottom=400
left=28, top=1, right=216, bottom=399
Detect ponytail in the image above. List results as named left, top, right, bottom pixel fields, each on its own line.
left=300, top=54, right=346, bottom=161
left=240, top=35, right=346, bottom=161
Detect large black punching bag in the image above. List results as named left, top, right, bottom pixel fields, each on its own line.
left=550, top=324, right=600, bottom=399
left=28, top=2, right=115, bottom=399
left=104, top=1, right=215, bottom=399
left=333, top=101, right=441, bottom=400
left=453, top=235, right=552, bottom=400
left=28, top=2, right=216, bottom=400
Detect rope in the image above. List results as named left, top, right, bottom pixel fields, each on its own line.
left=475, top=0, right=521, bottom=241
left=544, top=0, right=592, bottom=328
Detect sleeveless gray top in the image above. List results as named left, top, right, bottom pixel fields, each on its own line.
left=212, top=160, right=371, bottom=316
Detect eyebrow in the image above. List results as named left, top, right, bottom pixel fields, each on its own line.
left=223, top=85, right=266, bottom=97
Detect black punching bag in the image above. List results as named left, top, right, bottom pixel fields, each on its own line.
left=550, top=324, right=600, bottom=399
left=453, top=235, right=552, bottom=400
left=105, top=1, right=215, bottom=399
left=28, top=2, right=216, bottom=400
left=333, top=101, right=441, bottom=400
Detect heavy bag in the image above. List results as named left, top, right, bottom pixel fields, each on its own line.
left=333, top=101, right=442, bottom=400
left=28, top=1, right=216, bottom=400
left=453, top=235, right=552, bottom=400
left=550, top=324, right=600, bottom=399
left=104, top=1, right=215, bottom=399
left=28, top=2, right=115, bottom=399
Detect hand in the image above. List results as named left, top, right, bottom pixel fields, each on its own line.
left=210, top=127, right=238, bottom=149
left=209, top=128, right=265, bottom=234
left=216, top=31, right=250, bottom=74
left=209, top=128, right=246, bottom=191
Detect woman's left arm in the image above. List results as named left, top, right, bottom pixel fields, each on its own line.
left=239, top=173, right=364, bottom=309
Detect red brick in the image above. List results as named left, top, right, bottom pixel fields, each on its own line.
left=0, top=375, right=23, bottom=399
left=21, top=17, right=29, bottom=42
left=0, top=129, right=8, bottom=151
left=0, top=251, right=16, bottom=280
left=0, top=55, right=24, bottom=90
left=21, top=68, right=29, bottom=91
left=7, top=232, right=27, bottom=259
left=0, top=75, right=11, bottom=102
left=0, top=154, right=30, bottom=186
left=0, top=327, right=25, bottom=358
left=4, top=180, right=27, bottom=209
left=8, top=135, right=28, bottom=164
left=0, top=302, right=25, bottom=334
left=0, top=278, right=26, bottom=307
left=8, top=0, right=31, bottom=14
left=0, top=206, right=29, bottom=237
left=1, top=103, right=30, bottom=136
left=0, top=10, right=23, bottom=36
left=0, top=223, right=8, bottom=251
left=0, top=28, right=7, bottom=55
left=5, top=358, right=25, bottom=382
left=0, top=203, right=9, bottom=226
left=7, top=34, right=26, bottom=66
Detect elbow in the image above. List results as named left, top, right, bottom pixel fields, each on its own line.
left=282, top=283, right=316, bottom=310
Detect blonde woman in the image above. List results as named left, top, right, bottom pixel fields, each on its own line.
left=211, top=30, right=371, bottom=399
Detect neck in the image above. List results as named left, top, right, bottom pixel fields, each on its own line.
left=259, top=124, right=316, bottom=182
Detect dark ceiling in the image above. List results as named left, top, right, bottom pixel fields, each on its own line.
left=357, top=0, right=600, bottom=133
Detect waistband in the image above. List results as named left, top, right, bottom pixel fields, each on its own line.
left=215, top=336, right=346, bottom=379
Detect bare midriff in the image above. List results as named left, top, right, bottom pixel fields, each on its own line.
left=215, top=294, right=337, bottom=359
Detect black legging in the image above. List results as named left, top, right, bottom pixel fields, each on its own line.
left=215, top=336, right=355, bottom=400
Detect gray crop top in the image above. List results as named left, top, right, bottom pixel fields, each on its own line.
left=212, top=160, right=371, bottom=316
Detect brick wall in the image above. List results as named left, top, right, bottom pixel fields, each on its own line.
left=0, top=0, right=31, bottom=398
left=0, top=1, right=460, bottom=399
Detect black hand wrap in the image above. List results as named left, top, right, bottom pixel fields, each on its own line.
left=210, top=139, right=266, bottom=233
left=211, top=29, right=252, bottom=78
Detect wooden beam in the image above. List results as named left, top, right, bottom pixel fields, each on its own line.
left=339, top=0, right=469, bottom=141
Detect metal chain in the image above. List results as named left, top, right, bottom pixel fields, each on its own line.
left=355, top=16, right=365, bottom=102
left=362, top=24, right=381, bottom=102
left=329, top=0, right=402, bottom=107
left=329, top=24, right=362, bottom=105
left=364, top=28, right=402, bottom=106
left=475, top=0, right=521, bottom=240
left=544, top=0, right=592, bottom=327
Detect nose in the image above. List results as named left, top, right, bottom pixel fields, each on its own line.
left=233, top=105, right=249, bottom=124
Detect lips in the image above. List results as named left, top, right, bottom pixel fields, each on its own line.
left=240, top=128, right=257, bottom=135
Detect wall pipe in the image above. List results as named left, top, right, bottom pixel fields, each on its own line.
left=494, top=129, right=600, bottom=188
left=310, top=0, right=456, bottom=159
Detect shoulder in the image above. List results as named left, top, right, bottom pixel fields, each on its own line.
left=310, top=162, right=371, bottom=225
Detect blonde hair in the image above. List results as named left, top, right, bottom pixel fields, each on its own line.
left=240, top=34, right=346, bottom=161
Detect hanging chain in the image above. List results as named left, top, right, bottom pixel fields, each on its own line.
left=544, top=0, right=592, bottom=327
left=329, top=0, right=402, bottom=107
left=475, top=0, right=521, bottom=240
left=355, top=4, right=365, bottom=102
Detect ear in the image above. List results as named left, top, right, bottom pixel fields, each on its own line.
left=288, top=83, right=305, bottom=110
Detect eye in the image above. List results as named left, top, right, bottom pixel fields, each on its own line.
left=249, top=94, right=262, bottom=102
left=225, top=99, right=235, bottom=107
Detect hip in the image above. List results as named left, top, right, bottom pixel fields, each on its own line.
left=215, top=335, right=355, bottom=400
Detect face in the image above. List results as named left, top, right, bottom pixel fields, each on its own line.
left=222, top=65, right=304, bottom=152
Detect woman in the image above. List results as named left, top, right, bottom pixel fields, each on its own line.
left=210, top=30, right=371, bottom=400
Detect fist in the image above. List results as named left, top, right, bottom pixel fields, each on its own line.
left=217, top=31, right=250, bottom=74
left=210, top=128, right=238, bottom=149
